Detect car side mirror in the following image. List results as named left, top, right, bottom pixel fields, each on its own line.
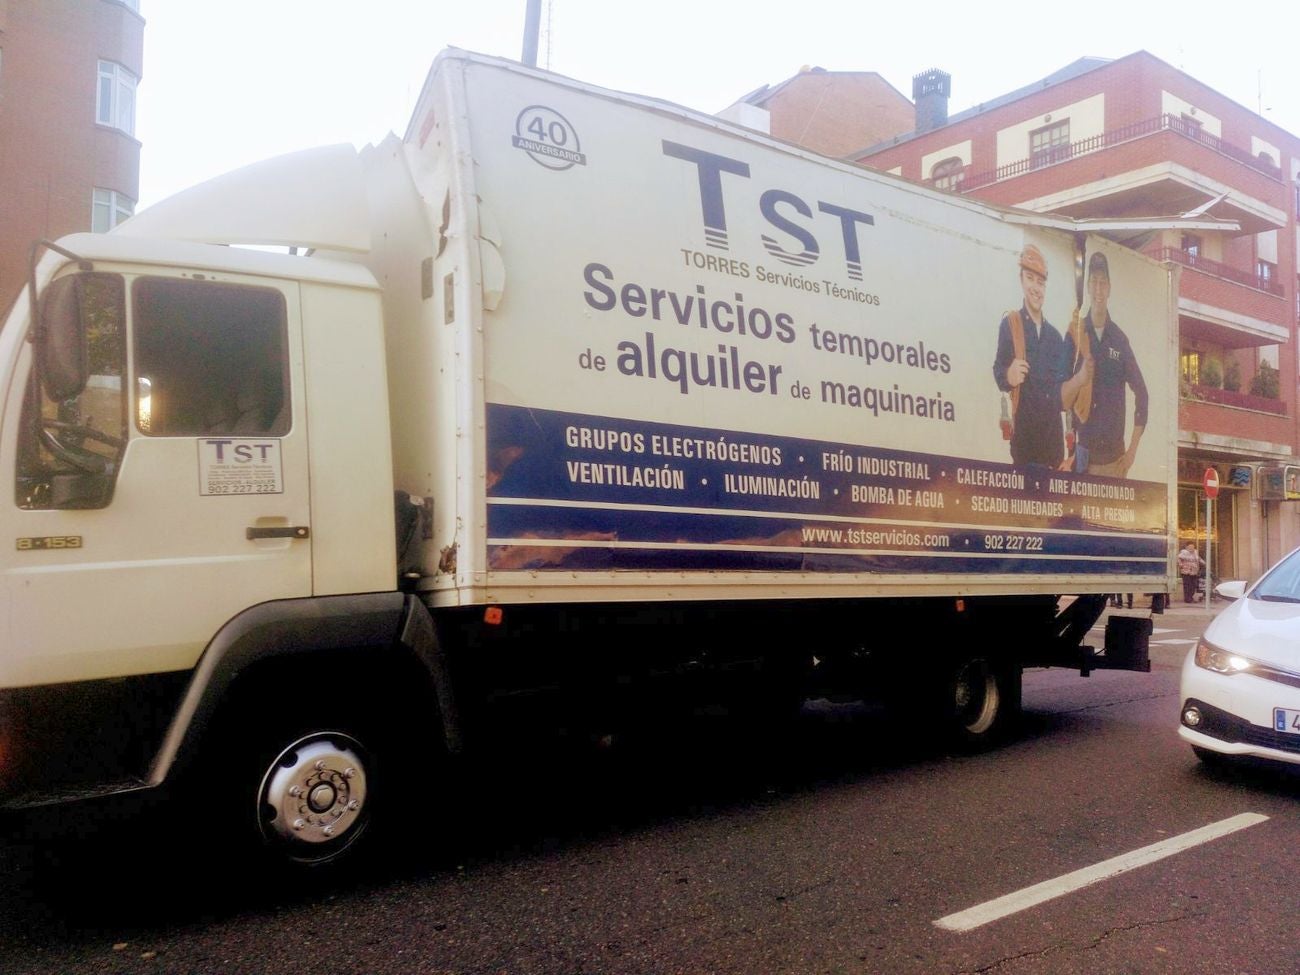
left=1215, top=580, right=1247, bottom=600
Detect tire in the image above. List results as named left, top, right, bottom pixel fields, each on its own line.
left=946, top=656, right=1021, bottom=751
left=200, top=686, right=405, bottom=874
left=250, top=728, right=378, bottom=867
left=1192, top=745, right=1236, bottom=770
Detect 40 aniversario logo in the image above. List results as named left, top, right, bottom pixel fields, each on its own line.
left=513, top=105, right=586, bottom=170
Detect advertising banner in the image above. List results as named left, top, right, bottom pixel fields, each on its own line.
left=467, top=66, right=1171, bottom=581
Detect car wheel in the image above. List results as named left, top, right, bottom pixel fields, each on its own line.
left=1192, top=745, right=1236, bottom=770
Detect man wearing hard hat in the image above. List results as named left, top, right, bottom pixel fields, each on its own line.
left=993, top=244, right=1093, bottom=467
left=1065, top=251, right=1147, bottom=477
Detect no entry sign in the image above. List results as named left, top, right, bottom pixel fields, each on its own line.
left=1203, top=467, right=1220, bottom=499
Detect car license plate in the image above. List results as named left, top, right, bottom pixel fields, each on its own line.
left=1274, top=708, right=1300, bottom=734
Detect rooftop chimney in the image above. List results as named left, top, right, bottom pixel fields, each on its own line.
left=912, top=69, right=951, bottom=134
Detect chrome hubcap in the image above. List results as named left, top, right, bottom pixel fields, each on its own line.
left=258, top=734, right=369, bottom=852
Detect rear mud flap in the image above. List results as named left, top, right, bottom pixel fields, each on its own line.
left=1086, top=615, right=1152, bottom=674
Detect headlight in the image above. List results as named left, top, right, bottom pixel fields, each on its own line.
left=1194, top=638, right=1252, bottom=674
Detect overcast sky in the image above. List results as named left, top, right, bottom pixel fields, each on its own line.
left=136, top=0, right=1300, bottom=209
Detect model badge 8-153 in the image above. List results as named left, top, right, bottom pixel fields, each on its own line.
left=16, top=536, right=82, bottom=551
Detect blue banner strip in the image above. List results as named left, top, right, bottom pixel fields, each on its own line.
left=486, top=403, right=1169, bottom=576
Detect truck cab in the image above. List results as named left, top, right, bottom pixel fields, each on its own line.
left=0, top=232, right=400, bottom=811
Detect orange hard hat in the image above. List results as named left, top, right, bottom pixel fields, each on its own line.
left=1019, top=244, right=1048, bottom=278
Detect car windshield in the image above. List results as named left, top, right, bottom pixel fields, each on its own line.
left=1252, top=548, right=1300, bottom=602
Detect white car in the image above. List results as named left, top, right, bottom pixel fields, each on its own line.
left=1179, top=547, right=1300, bottom=768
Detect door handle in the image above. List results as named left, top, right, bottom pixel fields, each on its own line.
left=246, top=526, right=310, bottom=540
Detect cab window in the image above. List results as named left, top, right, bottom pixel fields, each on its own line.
left=133, top=278, right=289, bottom=438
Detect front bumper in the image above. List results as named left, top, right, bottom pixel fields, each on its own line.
left=1179, top=698, right=1300, bottom=766
left=1178, top=648, right=1300, bottom=766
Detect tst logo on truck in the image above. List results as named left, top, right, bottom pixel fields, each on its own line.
left=198, top=439, right=285, bottom=496
left=663, top=141, right=875, bottom=281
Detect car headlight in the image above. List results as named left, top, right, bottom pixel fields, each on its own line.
left=1194, top=638, right=1252, bottom=675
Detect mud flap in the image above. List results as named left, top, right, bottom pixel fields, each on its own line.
left=1097, top=615, right=1152, bottom=673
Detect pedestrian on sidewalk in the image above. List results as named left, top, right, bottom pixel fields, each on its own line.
left=1177, top=542, right=1205, bottom=602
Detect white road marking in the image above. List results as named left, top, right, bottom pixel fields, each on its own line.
left=934, top=813, right=1269, bottom=933
left=1150, top=638, right=1197, bottom=646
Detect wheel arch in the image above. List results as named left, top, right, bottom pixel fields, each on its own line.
left=147, top=593, right=459, bottom=788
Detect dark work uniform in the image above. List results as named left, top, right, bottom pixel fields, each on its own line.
left=1067, top=314, right=1147, bottom=468
left=993, top=306, right=1067, bottom=467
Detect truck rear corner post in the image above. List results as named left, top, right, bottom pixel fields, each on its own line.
left=0, top=49, right=1173, bottom=870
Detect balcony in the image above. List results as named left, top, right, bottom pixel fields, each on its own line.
left=1181, top=374, right=1291, bottom=454
left=1158, top=248, right=1282, bottom=296
left=949, top=114, right=1287, bottom=234
left=1183, top=382, right=1286, bottom=416
left=965, top=114, right=1282, bottom=188
left=1157, top=247, right=1290, bottom=349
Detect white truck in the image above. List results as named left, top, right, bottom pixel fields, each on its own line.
left=1, top=50, right=1178, bottom=867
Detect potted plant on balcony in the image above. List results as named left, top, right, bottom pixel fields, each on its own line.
left=1223, top=358, right=1242, bottom=392
left=1250, top=361, right=1280, bottom=400
left=1200, top=358, right=1224, bottom=389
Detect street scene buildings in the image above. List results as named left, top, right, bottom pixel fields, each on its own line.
left=3, top=6, right=1297, bottom=584
left=729, top=51, right=1300, bottom=582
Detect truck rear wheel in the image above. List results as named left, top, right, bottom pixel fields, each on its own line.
left=946, top=656, right=1020, bottom=750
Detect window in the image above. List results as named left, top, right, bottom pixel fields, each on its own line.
left=1029, top=120, right=1070, bottom=168
left=96, top=60, right=137, bottom=135
left=92, top=188, right=135, bottom=232
left=17, top=274, right=128, bottom=510
left=1257, top=260, right=1276, bottom=290
left=930, top=157, right=965, bottom=192
left=1180, top=351, right=1201, bottom=387
left=132, top=278, right=290, bottom=437
left=1181, top=234, right=1201, bottom=259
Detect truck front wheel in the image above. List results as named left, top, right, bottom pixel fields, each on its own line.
left=254, top=730, right=374, bottom=865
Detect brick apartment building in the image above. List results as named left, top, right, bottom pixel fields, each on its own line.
left=718, top=66, right=915, bottom=158
left=0, top=0, right=144, bottom=313
left=739, top=51, right=1300, bottom=582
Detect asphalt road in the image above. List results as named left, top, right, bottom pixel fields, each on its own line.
left=3, top=601, right=1296, bottom=975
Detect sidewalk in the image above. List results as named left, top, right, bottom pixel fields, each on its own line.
left=1104, top=597, right=1221, bottom=627
left=1156, top=600, right=1221, bottom=623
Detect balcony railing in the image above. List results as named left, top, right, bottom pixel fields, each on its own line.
left=955, top=113, right=1283, bottom=191
left=1183, top=382, right=1287, bottom=415
left=1157, top=247, right=1285, bottom=296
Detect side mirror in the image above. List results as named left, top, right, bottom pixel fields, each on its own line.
left=1215, top=580, right=1247, bottom=600
left=37, top=276, right=90, bottom=402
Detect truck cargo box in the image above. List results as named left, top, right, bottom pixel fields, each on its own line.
left=397, top=51, right=1176, bottom=606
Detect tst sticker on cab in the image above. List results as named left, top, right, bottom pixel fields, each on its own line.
left=198, top=439, right=284, bottom=496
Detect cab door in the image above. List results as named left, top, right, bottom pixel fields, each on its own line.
left=1, top=269, right=312, bottom=690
